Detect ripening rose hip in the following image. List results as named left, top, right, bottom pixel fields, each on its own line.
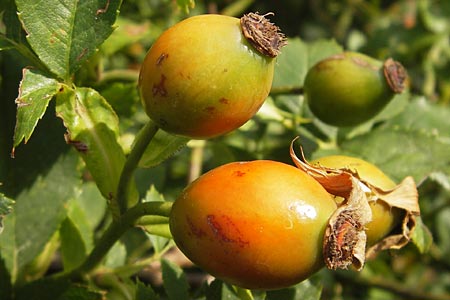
left=139, top=13, right=286, bottom=139
left=169, top=160, right=337, bottom=290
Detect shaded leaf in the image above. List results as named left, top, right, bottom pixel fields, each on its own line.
left=0, top=255, right=12, bottom=300
left=266, top=278, right=322, bottom=300
left=161, top=258, right=189, bottom=300
left=16, top=276, right=103, bottom=300
left=135, top=279, right=159, bottom=300
left=14, top=151, right=78, bottom=272
left=138, top=129, right=189, bottom=168
left=13, top=68, right=59, bottom=148
left=16, top=0, right=122, bottom=80
left=0, top=151, right=78, bottom=282
left=0, top=194, right=14, bottom=235
left=205, top=280, right=237, bottom=300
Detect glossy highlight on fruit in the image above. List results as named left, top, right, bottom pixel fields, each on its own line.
left=304, top=52, right=406, bottom=127
left=139, top=14, right=285, bottom=139
left=310, top=155, right=402, bottom=246
left=169, top=160, right=337, bottom=290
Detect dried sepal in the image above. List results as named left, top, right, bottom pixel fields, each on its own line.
left=365, top=176, right=419, bottom=259
left=323, top=177, right=372, bottom=270
left=240, top=12, right=287, bottom=58
left=290, top=139, right=353, bottom=198
left=290, top=137, right=421, bottom=269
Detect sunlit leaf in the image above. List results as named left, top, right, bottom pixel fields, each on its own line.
left=16, top=0, right=122, bottom=80
left=13, top=68, right=60, bottom=149
left=55, top=86, right=138, bottom=215
left=138, top=130, right=189, bottom=168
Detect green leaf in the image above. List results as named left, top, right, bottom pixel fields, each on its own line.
left=59, top=217, right=87, bottom=272
left=13, top=68, right=60, bottom=148
left=15, top=0, right=122, bottom=80
left=15, top=277, right=103, bottom=300
left=77, top=182, right=107, bottom=231
left=205, top=280, right=241, bottom=300
left=138, top=129, right=189, bottom=168
left=55, top=86, right=137, bottom=215
left=266, top=278, right=322, bottom=300
left=272, top=38, right=342, bottom=89
left=135, top=280, right=159, bottom=300
left=0, top=194, right=14, bottom=235
left=14, top=151, right=78, bottom=272
left=161, top=258, right=190, bottom=300
left=411, top=216, right=433, bottom=254
left=0, top=151, right=78, bottom=282
left=314, top=98, right=450, bottom=184
left=104, top=241, right=126, bottom=269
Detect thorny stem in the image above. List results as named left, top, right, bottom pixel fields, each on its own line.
left=116, top=120, right=159, bottom=215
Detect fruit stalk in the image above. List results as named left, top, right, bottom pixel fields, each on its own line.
left=116, top=120, right=159, bottom=214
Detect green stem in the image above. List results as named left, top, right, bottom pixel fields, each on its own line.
left=116, top=120, right=159, bottom=215
left=68, top=201, right=173, bottom=280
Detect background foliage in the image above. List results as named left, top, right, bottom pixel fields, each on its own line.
left=1, top=0, right=450, bottom=299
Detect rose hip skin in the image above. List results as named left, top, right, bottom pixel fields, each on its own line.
left=169, top=160, right=337, bottom=290
left=139, top=14, right=276, bottom=139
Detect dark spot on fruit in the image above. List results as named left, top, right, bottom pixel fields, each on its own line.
left=187, top=216, right=206, bottom=238
left=233, top=170, right=246, bottom=177
left=223, top=68, right=228, bottom=73
left=219, top=97, right=230, bottom=104
left=156, top=53, right=168, bottom=67
left=206, top=214, right=249, bottom=247
left=204, top=106, right=215, bottom=113
left=152, top=74, right=167, bottom=97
